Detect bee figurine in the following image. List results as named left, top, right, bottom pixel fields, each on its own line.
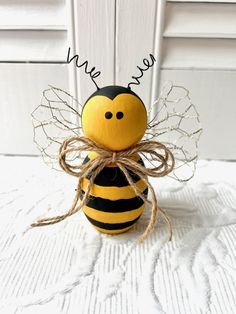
left=31, top=51, right=202, bottom=240
left=81, top=85, right=148, bottom=234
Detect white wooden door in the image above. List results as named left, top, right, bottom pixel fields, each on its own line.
left=0, top=0, right=69, bottom=155
left=0, top=0, right=236, bottom=160
left=160, top=1, right=236, bottom=159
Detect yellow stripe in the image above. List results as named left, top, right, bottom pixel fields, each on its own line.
left=93, top=225, right=133, bottom=234
left=81, top=178, right=147, bottom=200
left=83, top=204, right=145, bottom=223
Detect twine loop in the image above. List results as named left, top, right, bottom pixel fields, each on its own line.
left=32, top=136, right=175, bottom=242
left=112, top=152, right=116, bottom=164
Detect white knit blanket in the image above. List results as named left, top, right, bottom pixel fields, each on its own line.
left=0, top=156, right=235, bottom=314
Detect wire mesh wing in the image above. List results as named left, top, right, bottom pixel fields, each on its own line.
left=32, top=86, right=83, bottom=171
left=145, top=82, right=202, bottom=182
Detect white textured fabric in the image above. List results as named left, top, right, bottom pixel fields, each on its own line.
left=0, top=156, right=235, bottom=314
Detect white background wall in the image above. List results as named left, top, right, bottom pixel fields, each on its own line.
left=0, top=0, right=236, bottom=159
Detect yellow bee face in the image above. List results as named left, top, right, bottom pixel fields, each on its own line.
left=82, top=86, right=147, bottom=151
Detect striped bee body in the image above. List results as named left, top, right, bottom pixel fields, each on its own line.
left=81, top=152, right=148, bottom=234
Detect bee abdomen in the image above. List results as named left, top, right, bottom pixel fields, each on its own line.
left=81, top=153, right=148, bottom=234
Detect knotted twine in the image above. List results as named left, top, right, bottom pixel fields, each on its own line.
left=31, top=136, right=175, bottom=242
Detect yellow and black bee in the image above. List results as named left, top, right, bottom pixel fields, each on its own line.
left=32, top=50, right=201, bottom=237
left=80, top=85, right=148, bottom=234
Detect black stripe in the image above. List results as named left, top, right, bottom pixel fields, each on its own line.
left=85, top=214, right=141, bottom=230
left=80, top=188, right=148, bottom=212
left=83, top=156, right=145, bottom=187
left=84, top=85, right=144, bottom=103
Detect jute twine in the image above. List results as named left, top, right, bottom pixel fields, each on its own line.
left=31, top=136, right=175, bottom=242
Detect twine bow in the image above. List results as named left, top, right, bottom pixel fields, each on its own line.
left=32, top=136, right=175, bottom=242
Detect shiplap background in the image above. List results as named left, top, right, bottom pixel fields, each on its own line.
left=0, top=0, right=236, bottom=159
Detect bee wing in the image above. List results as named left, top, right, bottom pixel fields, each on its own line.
left=145, top=82, right=202, bottom=182
left=32, top=85, right=84, bottom=171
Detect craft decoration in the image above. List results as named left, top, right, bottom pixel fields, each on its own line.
left=31, top=50, right=202, bottom=242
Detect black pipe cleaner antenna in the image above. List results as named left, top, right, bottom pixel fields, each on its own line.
left=127, top=54, right=156, bottom=89
left=67, top=47, right=101, bottom=90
